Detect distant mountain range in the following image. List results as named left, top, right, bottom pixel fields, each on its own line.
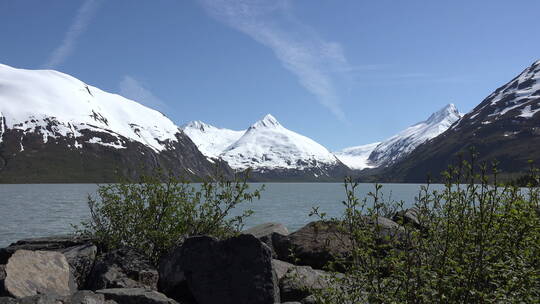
left=335, top=104, right=461, bottom=169
left=374, top=59, right=540, bottom=182
left=1, top=60, right=538, bottom=182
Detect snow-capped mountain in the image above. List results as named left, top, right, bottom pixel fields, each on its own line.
left=336, top=104, right=461, bottom=170
left=460, top=59, right=540, bottom=128
left=380, top=59, right=540, bottom=182
left=0, top=64, right=180, bottom=151
left=334, top=142, right=380, bottom=170
left=0, top=63, right=220, bottom=182
left=181, top=121, right=244, bottom=159
left=218, top=114, right=350, bottom=180
left=368, top=104, right=462, bottom=167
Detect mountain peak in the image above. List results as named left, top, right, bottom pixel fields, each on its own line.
left=387, top=60, right=540, bottom=182
left=368, top=103, right=462, bottom=167
left=444, top=103, right=457, bottom=111
left=465, top=59, right=540, bottom=123
left=181, top=120, right=245, bottom=159
left=0, top=62, right=182, bottom=152
left=425, top=103, right=460, bottom=125
left=182, top=120, right=212, bottom=132
left=251, top=114, right=281, bottom=129
left=221, top=114, right=342, bottom=172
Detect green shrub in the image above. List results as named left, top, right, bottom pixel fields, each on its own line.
left=311, top=158, right=540, bottom=303
left=77, top=170, right=263, bottom=264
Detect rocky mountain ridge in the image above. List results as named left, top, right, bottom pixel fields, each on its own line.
left=184, top=114, right=352, bottom=181
left=375, top=59, right=540, bottom=182
left=335, top=104, right=462, bottom=170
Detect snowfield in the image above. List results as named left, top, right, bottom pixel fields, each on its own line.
left=334, top=142, right=380, bottom=170
left=368, top=104, right=462, bottom=166
left=181, top=121, right=244, bottom=159
left=184, top=114, right=342, bottom=171
left=337, top=104, right=462, bottom=169
left=0, top=63, right=181, bottom=151
left=220, top=114, right=341, bottom=170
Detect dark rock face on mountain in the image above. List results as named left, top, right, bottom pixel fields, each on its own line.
left=381, top=60, right=540, bottom=182
left=0, top=126, right=226, bottom=183
left=246, top=164, right=353, bottom=182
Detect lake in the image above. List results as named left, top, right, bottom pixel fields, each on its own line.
left=0, top=183, right=437, bottom=247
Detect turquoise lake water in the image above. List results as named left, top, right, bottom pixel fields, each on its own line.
left=0, top=183, right=441, bottom=247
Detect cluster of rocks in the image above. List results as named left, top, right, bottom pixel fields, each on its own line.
left=0, top=209, right=419, bottom=304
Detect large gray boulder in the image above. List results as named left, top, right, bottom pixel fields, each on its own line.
left=3, top=250, right=76, bottom=299
left=0, top=291, right=109, bottom=304
left=86, top=247, right=158, bottom=291
left=272, top=259, right=332, bottom=303
left=0, top=235, right=93, bottom=264
left=158, top=234, right=279, bottom=304
left=274, top=221, right=352, bottom=270
left=243, top=223, right=289, bottom=258
left=70, top=290, right=109, bottom=304
left=243, top=222, right=289, bottom=238
left=279, top=265, right=331, bottom=302
left=0, top=265, right=5, bottom=294
left=272, top=259, right=295, bottom=281
left=97, top=288, right=177, bottom=304
left=61, top=243, right=97, bottom=288
left=275, top=218, right=405, bottom=270
left=393, top=207, right=423, bottom=230
left=0, top=235, right=97, bottom=289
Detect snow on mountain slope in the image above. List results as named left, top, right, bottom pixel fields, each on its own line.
left=382, top=60, right=540, bottom=182
left=0, top=63, right=180, bottom=151
left=181, top=121, right=244, bottom=158
left=368, top=104, right=462, bottom=167
left=462, top=59, right=540, bottom=125
left=0, top=111, right=5, bottom=144
left=220, top=114, right=341, bottom=171
left=334, top=142, right=380, bottom=170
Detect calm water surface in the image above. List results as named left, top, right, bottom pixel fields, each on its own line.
left=0, top=183, right=438, bottom=247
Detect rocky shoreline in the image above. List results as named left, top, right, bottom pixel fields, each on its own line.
left=0, top=212, right=416, bottom=304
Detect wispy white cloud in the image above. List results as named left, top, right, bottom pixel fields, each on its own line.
left=43, top=0, right=102, bottom=69
left=338, top=64, right=390, bottom=72
left=198, top=0, right=350, bottom=121
left=119, top=76, right=167, bottom=111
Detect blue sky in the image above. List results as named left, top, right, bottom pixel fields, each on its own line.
left=1, top=0, right=539, bottom=150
